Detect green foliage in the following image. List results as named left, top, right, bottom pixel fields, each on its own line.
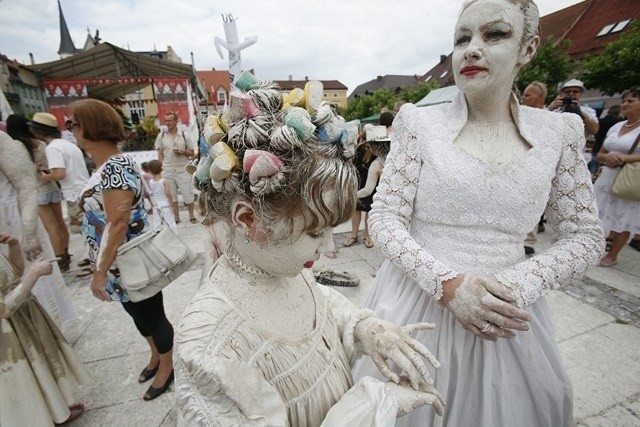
left=340, top=81, right=437, bottom=121
left=582, top=21, right=640, bottom=96
left=516, top=39, right=572, bottom=103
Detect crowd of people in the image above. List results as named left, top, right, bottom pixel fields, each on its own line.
left=0, top=0, right=638, bottom=425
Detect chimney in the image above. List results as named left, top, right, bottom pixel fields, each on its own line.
left=377, top=75, right=382, bottom=81
left=29, top=53, right=35, bottom=65
left=440, top=55, right=447, bottom=64
left=289, top=74, right=292, bottom=81
left=305, top=76, right=308, bottom=81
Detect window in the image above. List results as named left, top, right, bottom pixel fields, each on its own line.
left=424, top=75, right=433, bottom=82
left=597, top=19, right=631, bottom=37
left=611, top=19, right=631, bottom=33
left=129, top=100, right=146, bottom=120
left=333, top=93, right=338, bottom=97
left=440, top=71, right=448, bottom=78
left=217, top=88, right=226, bottom=104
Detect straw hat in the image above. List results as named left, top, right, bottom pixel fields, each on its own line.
left=560, top=79, right=586, bottom=92
left=29, top=112, right=59, bottom=131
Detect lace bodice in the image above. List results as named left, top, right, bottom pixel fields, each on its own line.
left=369, top=94, right=605, bottom=306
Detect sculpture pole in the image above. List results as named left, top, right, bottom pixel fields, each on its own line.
left=214, top=14, right=257, bottom=86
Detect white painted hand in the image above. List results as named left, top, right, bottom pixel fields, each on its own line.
left=385, top=378, right=445, bottom=417
left=355, top=317, right=440, bottom=390
left=441, top=275, right=531, bottom=340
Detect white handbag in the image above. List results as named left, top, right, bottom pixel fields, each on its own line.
left=116, top=215, right=196, bottom=303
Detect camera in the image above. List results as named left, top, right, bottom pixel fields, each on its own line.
left=562, top=96, right=574, bottom=107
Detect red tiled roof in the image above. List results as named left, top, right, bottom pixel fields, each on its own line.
left=274, top=80, right=347, bottom=91
left=196, top=70, right=230, bottom=104
left=539, top=1, right=590, bottom=42
left=561, top=0, right=640, bottom=59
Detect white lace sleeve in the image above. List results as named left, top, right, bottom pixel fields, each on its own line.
left=495, top=114, right=605, bottom=307
left=369, top=106, right=458, bottom=299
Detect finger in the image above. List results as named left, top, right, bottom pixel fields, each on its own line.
left=480, top=279, right=515, bottom=302
left=420, top=383, right=445, bottom=402
left=468, top=324, right=497, bottom=341
left=371, top=352, right=400, bottom=384
left=389, top=348, right=423, bottom=390
left=402, top=323, right=436, bottom=335
left=406, top=337, right=441, bottom=369
left=433, top=397, right=445, bottom=416
left=399, top=342, right=435, bottom=385
left=483, top=295, right=531, bottom=322
left=482, top=322, right=516, bottom=339
left=485, top=310, right=529, bottom=331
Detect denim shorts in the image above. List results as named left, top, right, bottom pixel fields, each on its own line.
left=38, top=188, right=63, bottom=205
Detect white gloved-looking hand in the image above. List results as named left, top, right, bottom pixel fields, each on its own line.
left=355, top=317, right=440, bottom=390
left=22, top=234, right=42, bottom=261
left=385, top=377, right=445, bottom=417
left=441, top=274, right=531, bottom=340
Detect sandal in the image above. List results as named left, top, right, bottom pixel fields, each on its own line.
left=144, top=370, right=174, bottom=401
left=75, top=266, right=93, bottom=278
left=77, top=258, right=91, bottom=267
left=629, top=239, right=640, bottom=252
left=599, top=258, right=618, bottom=267
left=138, top=363, right=160, bottom=383
left=343, top=235, right=358, bottom=247
left=363, top=236, right=374, bottom=248
left=189, top=217, right=198, bottom=224
left=324, top=250, right=338, bottom=259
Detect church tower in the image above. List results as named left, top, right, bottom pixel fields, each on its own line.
left=57, top=0, right=77, bottom=58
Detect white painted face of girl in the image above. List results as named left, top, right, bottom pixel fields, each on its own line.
left=452, top=0, right=529, bottom=95
left=243, top=218, right=334, bottom=277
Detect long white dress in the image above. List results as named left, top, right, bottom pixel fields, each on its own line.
left=593, top=121, right=640, bottom=234
left=175, top=253, right=400, bottom=426
left=0, top=132, right=75, bottom=326
left=352, top=94, right=605, bottom=427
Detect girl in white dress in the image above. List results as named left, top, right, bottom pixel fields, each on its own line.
left=594, top=88, right=640, bottom=266
left=147, top=159, right=178, bottom=233
left=352, top=1, right=605, bottom=426
left=175, top=79, right=444, bottom=426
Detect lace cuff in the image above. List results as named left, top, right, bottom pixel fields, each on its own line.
left=494, top=114, right=605, bottom=307
left=369, top=105, right=458, bottom=299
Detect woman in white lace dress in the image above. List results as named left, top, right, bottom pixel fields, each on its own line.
left=175, top=79, right=444, bottom=426
left=352, top=1, right=605, bottom=426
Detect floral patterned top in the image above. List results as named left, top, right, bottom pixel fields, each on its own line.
left=79, top=154, right=147, bottom=303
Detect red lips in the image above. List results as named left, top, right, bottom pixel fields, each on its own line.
left=460, top=66, right=487, bottom=76
left=304, top=261, right=314, bottom=268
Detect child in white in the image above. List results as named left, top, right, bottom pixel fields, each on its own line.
left=146, top=160, right=177, bottom=233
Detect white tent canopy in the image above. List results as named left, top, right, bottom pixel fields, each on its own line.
left=416, top=85, right=459, bottom=107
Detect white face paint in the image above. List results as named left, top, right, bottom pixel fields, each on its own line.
left=238, top=191, right=338, bottom=278
left=452, top=0, right=527, bottom=96
left=242, top=220, right=333, bottom=277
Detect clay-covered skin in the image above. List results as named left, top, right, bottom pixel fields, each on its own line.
left=0, top=132, right=42, bottom=260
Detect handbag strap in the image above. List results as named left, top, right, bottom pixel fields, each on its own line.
left=626, top=130, right=640, bottom=155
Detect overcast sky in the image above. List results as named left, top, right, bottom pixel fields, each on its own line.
left=0, top=0, right=584, bottom=94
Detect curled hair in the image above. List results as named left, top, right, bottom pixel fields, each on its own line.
left=461, top=0, right=540, bottom=43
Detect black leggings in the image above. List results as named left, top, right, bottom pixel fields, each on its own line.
left=121, top=292, right=174, bottom=354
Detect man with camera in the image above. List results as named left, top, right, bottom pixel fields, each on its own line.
left=549, top=79, right=599, bottom=136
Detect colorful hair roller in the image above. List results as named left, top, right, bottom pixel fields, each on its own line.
left=203, top=115, right=226, bottom=146
left=194, top=156, right=214, bottom=186
left=227, top=92, right=256, bottom=123
left=209, top=142, right=238, bottom=190
left=270, top=125, right=305, bottom=152
left=284, top=107, right=315, bottom=141
left=235, top=71, right=261, bottom=92
left=283, top=88, right=305, bottom=110
left=304, top=81, right=323, bottom=114
left=243, top=149, right=283, bottom=186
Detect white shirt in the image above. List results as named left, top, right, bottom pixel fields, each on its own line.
left=45, top=138, right=89, bottom=201
left=154, top=130, right=195, bottom=170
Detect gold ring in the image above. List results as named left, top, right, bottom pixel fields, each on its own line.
left=481, top=323, right=492, bottom=333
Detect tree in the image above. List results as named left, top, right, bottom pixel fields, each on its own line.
left=340, top=81, right=437, bottom=121
left=582, top=21, right=640, bottom=96
left=516, top=38, right=572, bottom=103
